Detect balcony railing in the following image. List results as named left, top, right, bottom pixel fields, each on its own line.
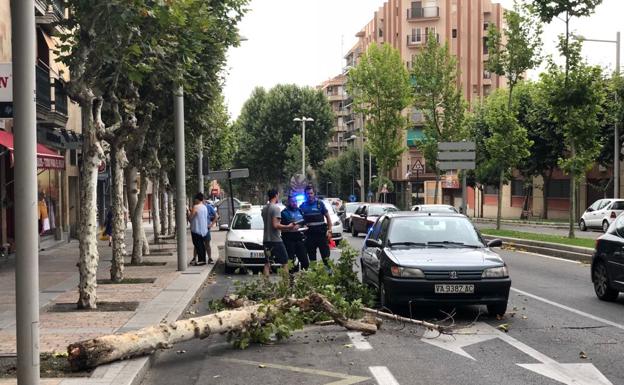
left=407, top=6, right=440, bottom=20
left=410, top=110, right=425, bottom=124
left=54, top=81, right=68, bottom=116
left=36, top=64, right=51, bottom=111
left=407, top=33, right=439, bottom=46
left=483, top=70, right=492, bottom=80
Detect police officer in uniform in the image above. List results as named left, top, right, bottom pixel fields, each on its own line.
left=281, top=193, right=309, bottom=271
left=299, top=185, right=332, bottom=268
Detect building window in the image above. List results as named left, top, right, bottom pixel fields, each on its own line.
left=379, top=28, right=383, bottom=38
left=483, top=37, right=489, bottom=54
left=547, top=180, right=571, bottom=198
left=70, top=149, right=77, bottom=166
left=511, top=179, right=526, bottom=197
left=484, top=185, right=498, bottom=195
left=484, top=22, right=489, bottom=31
left=452, top=29, right=457, bottom=38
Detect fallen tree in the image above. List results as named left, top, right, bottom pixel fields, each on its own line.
left=67, top=293, right=376, bottom=370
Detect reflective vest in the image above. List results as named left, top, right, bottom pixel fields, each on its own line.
left=300, top=199, right=327, bottom=233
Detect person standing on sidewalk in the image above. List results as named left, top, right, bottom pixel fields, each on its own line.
left=300, top=185, right=332, bottom=269
left=281, top=193, right=309, bottom=271
left=203, top=199, right=218, bottom=264
left=261, top=189, right=296, bottom=277
left=187, top=192, right=208, bottom=265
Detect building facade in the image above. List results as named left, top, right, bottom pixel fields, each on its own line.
left=318, top=74, right=350, bottom=157
left=0, top=0, right=83, bottom=251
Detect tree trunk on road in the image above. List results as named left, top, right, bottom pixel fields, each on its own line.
left=109, top=145, right=128, bottom=282
left=151, top=178, right=161, bottom=243
left=67, top=293, right=377, bottom=371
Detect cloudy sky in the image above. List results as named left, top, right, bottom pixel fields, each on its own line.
left=223, top=0, right=623, bottom=119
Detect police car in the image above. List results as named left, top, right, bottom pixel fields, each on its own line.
left=224, top=204, right=280, bottom=274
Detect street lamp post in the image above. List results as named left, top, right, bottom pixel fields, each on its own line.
left=293, top=117, right=314, bottom=177
left=574, top=32, right=621, bottom=198
left=348, top=133, right=365, bottom=202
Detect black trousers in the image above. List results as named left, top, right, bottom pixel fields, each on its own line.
left=305, top=232, right=330, bottom=266
left=284, top=238, right=309, bottom=270
left=191, top=232, right=206, bottom=263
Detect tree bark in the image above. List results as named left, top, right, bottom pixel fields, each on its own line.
left=109, top=145, right=128, bottom=282
left=67, top=293, right=377, bottom=370
left=138, top=177, right=150, bottom=256
left=160, top=172, right=169, bottom=236
left=434, top=170, right=440, bottom=204
left=496, top=169, right=504, bottom=230
left=151, top=178, right=161, bottom=243
left=168, top=188, right=175, bottom=235
left=542, top=171, right=552, bottom=220
left=77, top=104, right=104, bottom=309
left=125, top=167, right=144, bottom=264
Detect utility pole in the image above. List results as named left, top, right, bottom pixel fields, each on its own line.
left=615, top=31, right=620, bottom=198
left=174, top=86, right=187, bottom=271
left=359, top=130, right=365, bottom=202
left=13, top=0, right=40, bottom=383
left=293, top=117, right=314, bottom=177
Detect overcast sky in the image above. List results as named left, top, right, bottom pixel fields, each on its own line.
left=223, top=0, right=623, bottom=120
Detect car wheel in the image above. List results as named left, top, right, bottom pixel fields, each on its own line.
left=351, top=225, right=358, bottom=237
left=579, top=219, right=587, bottom=231
left=602, top=220, right=610, bottom=233
left=224, top=263, right=236, bottom=274
left=487, top=302, right=507, bottom=317
left=379, top=277, right=392, bottom=309
left=593, top=261, right=619, bottom=301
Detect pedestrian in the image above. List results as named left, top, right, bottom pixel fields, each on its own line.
left=38, top=192, right=50, bottom=235
left=187, top=192, right=208, bottom=266
left=104, top=209, right=113, bottom=247
left=281, top=193, right=309, bottom=271
left=299, top=185, right=333, bottom=269
left=203, top=198, right=219, bottom=264
left=261, top=189, right=296, bottom=277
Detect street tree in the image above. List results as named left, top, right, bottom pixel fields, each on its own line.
left=486, top=1, right=542, bottom=229
left=234, top=85, right=333, bottom=190
left=411, top=31, right=466, bottom=202
left=284, top=135, right=310, bottom=180
left=347, top=43, right=411, bottom=179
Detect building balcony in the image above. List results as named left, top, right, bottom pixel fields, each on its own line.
left=407, top=33, right=439, bottom=47
left=35, top=0, right=65, bottom=25
left=36, top=63, right=68, bottom=128
left=36, top=64, right=51, bottom=112
left=406, top=6, right=440, bottom=21
left=409, top=109, right=425, bottom=125
left=327, top=94, right=344, bottom=102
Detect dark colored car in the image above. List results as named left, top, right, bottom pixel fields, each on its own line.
left=350, top=203, right=398, bottom=237
left=592, top=214, right=624, bottom=301
left=341, top=202, right=362, bottom=232
left=360, top=212, right=509, bottom=316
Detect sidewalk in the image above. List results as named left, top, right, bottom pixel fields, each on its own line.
left=0, top=224, right=223, bottom=385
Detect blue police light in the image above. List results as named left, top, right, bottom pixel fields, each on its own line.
left=295, top=194, right=305, bottom=206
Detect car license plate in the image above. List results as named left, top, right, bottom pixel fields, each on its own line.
left=250, top=251, right=265, bottom=258
left=435, top=284, right=474, bottom=294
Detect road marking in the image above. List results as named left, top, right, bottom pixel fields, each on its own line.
left=222, top=358, right=370, bottom=385
left=347, top=332, right=373, bottom=350
left=513, top=250, right=584, bottom=264
left=369, top=366, right=400, bottom=385
left=421, top=322, right=613, bottom=385
left=511, top=287, right=624, bottom=331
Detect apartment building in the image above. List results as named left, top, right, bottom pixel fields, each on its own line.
left=340, top=0, right=505, bottom=211
left=318, top=74, right=350, bottom=157
left=0, top=0, right=83, bottom=251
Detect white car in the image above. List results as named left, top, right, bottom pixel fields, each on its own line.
left=224, top=206, right=275, bottom=274
left=321, top=199, right=344, bottom=242
left=411, top=204, right=458, bottom=213
left=580, top=199, right=624, bottom=232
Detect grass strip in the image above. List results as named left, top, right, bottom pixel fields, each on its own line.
left=480, top=229, right=595, bottom=249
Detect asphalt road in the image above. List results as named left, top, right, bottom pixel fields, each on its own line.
left=141, top=233, right=624, bottom=385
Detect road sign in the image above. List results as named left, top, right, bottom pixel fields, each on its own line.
left=438, top=142, right=475, bottom=216
left=412, top=159, right=424, bottom=172
left=349, top=194, right=357, bottom=202
left=206, top=168, right=249, bottom=180
left=438, top=152, right=476, bottom=161
left=437, top=161, right=476, bottom=170
left=438, top=141, right=476, bottom=151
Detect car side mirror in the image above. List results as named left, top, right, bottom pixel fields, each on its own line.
left=365, top=238, right=382, bottom=248
left=487, top=239, right=503, bottom=248
left=586, top=207, right=594, bottom=212
left=219, top=224, right=230, bottom=231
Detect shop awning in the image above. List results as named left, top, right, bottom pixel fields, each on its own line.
left=0, top=130, right=65, bottom=170
left=407, top=128, right=425, bottom=147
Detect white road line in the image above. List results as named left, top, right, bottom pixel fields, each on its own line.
left=369, top=366, right=400, bottom=385
left=513, top=250, right=584, bottom=264
left=511, top=287, right=624, bottom=331
left=347, top=332, right=373, bottom=350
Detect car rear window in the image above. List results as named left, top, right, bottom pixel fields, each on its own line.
left=232, top=213, right=263, bottom=230
left=368, top=205, right=398, bottom=216
left=611, top=201, right=624, bottom=210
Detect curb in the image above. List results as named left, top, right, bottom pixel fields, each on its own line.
left=483, top=235, right=594, bottom=263
left=55, top=242, right=219, bottom=385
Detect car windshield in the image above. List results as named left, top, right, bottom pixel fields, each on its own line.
left=346, top=204, right=359, bottom=214
left=387, top=216, right=484, bottom=248
left=369, top=205, right=397, bottom=216
left=232, top=212, right=263, bottom=230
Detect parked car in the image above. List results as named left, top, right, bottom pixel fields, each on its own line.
left=325, top=197, right=344, bottom=213
left=321, top=199, right=344, bottom=242
left=341, top=202, right=362, bottom=232
left=592, top=214, right=624, bottom=301
left=579, top=199, right=624, bottom=232
left=411, top=204, right=458, bottom=213
left=224, top=206, right=277, bottom=274
left=350, top=203, right=399, bottom=237
left=360, top=212, right=509, bottom=315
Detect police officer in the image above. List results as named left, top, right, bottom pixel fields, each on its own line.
left=299, top=185, right=332, bottom=268
left=281, top=193, right=309, bottom=271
